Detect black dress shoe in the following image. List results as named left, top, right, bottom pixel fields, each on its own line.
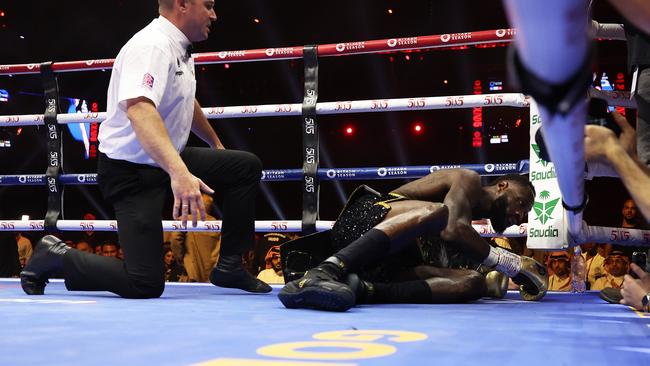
left=210, top=267, right=272, bottom=293
left=20, top=235, right=70, bottom=295
left=209, top=254, right=271, bottom=293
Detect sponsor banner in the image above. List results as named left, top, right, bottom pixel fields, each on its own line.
left=527, top=100, right=568, bottom=249
left=260, top=170, right=302, bottom=181
left=584, top=226, right=650, bottom=245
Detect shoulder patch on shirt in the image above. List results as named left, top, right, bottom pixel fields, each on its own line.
left=142, top=73, right=155, bottom=89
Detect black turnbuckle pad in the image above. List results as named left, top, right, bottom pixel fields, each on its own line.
left=508, top=46, right=593, bottom=117
left=562, top=193, right=589, bottom=214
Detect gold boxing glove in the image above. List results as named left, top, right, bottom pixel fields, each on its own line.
left=485, top=270, right=509, bottom=299
left=511, top=256, right=548, bottom=301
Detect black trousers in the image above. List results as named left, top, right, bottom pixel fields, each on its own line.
left=62, top=147, right=261, bottom=298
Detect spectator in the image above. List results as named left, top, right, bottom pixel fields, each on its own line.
left=547, top=251, right=572, bottom=291
left=164, top=248, right=185, bottom=282
left=582, top=243, right=610, bottom=289
left=102, top=242, right=120, bottom=258
left=254, top=233, right=290, bottom=274
left=592, top=251, right=629, bottom=291
left=15, top=232, right=32, bottom=267
left=75, top=241, right=93, bottom=254
left=257, top=246, right=284, bottom=285
left=621, top=198, right=641, bottom=228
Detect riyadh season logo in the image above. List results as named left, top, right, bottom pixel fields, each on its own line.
left=533, top=190, right=560, bottom=225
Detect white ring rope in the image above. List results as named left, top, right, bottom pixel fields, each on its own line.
left=0, top=89, right=633, bottom=127
left=1, top=219, right=648, bottom=245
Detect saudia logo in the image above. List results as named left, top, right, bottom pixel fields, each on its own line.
left=533, top=190, right=560, bottom=225
left=530, top=190, right=560, bottom=238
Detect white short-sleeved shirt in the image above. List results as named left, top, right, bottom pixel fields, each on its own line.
left=98, top=16, right=196, bottom=166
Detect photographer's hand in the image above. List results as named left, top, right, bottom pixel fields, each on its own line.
left=620, top=263, right=650, bottom=311
left=585, top=124, right=620, bottom=163
left=585, top=112, right=636, bottom=163
left=611, top=111, right=637, bottom=158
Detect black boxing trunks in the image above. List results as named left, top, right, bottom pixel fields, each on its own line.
left=331, top=185, right=423, bottom=282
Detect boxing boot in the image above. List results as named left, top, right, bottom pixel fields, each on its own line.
left=344, top=273, right=374, bottom=304
left=278, top=257, right=355, bottom=312
left=20, top=235, right=70, bottom=295
left=210, top=254, right=271, bottom=293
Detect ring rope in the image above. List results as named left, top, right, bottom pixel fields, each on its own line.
left=0, top=90, right=633, bottom=127
left=0, top=29, right=520, bottom=75
left=1, top=219, right=649, bottom=245
left=0, top=219, right=523, bottom=237
left=0, top=162, right=529, bottom=186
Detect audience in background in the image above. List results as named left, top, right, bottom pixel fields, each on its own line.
left=592, top=251, right=629, bottom=291
left=75, top=240, right=93, bottom=254
left=547, top=251, right=572, bottom=291
left=256, top=245, right=284, bottom=285
left=101, top=242, right=120, bottom=258
left=582, top=243, right=610, bottom=289
left=15, top=232, right=32, bottom=268
left=170, top=193, right=221, bottom=282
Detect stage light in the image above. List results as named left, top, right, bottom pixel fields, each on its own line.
left=253, top=18, right=260, bottom=24
left=387, top=9, right=393, bottom=15
left=412, top=122, right=424, bottom=135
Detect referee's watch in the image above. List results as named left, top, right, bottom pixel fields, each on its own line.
left=642, top=292, right=650, bottom=312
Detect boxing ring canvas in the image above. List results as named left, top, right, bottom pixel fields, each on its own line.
left=0, top=279, right=648, bottom=366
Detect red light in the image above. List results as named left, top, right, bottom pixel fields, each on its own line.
left=0, top=11, right=5, bottom=17
left=16, top=128, right=22, bottom=136
left=344, top=126, right=355, bottom=136
left=224, top=63, right=230, bottom=69
left=405, top=55, right=410, bottom=61
left=413, top=123, right=424, bottom=134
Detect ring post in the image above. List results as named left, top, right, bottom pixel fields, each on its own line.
left=41, top=62, right=64, bottom=233
left=301, top=45, right=320, bottom=234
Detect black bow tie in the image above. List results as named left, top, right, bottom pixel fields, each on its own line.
left=185, top=44, right=194, bottom=59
